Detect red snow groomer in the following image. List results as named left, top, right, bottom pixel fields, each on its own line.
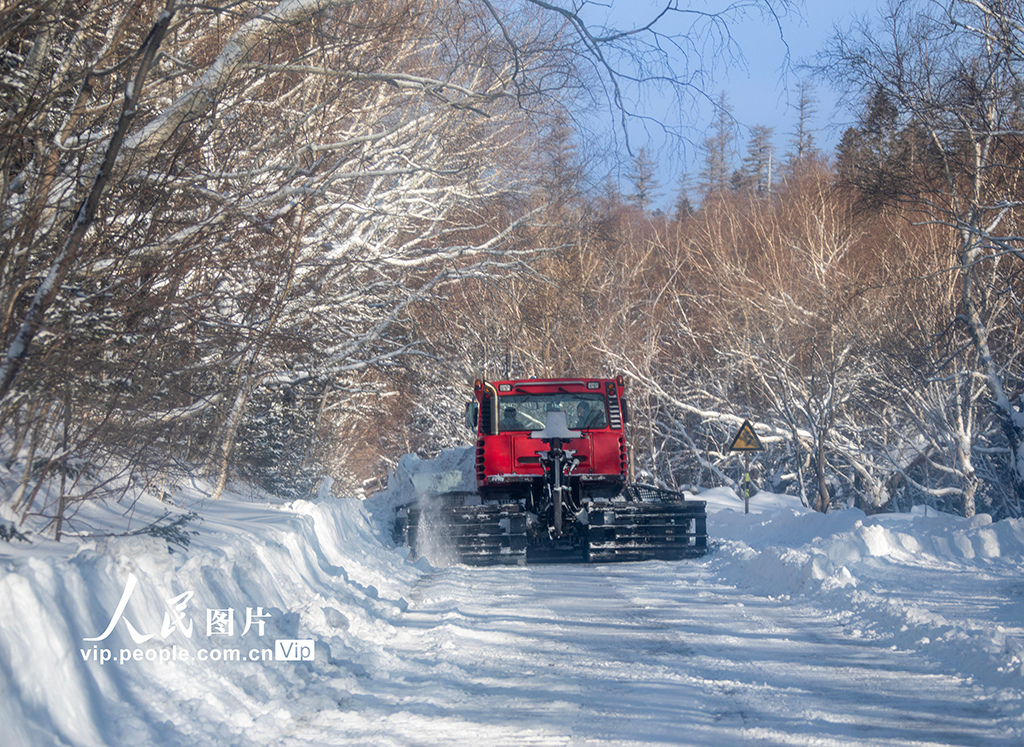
left=404, top=376, right=708, bottom=564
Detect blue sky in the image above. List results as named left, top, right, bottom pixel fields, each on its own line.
left=581, top=0, right=883, bottom=205
left=722, top=0, right=880, bottom=156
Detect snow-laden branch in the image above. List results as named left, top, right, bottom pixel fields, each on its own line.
left=123, top=0, right=346, bottom=163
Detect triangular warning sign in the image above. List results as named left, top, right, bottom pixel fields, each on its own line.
left=728, top=420, right=764, bottom=452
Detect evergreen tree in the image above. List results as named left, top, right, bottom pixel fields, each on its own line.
left=537, top=111, right=585, bottom=213
left=785, top=80, right=820, bottom=174
left=834, top=85, right=921, bottom=207
left=626, top=147, right=661, bottom=212
left=673, top=174, right=695, bottom=221
left=698, top=92, right=737, bottom=199
left=736, top=125, right=775, bottom=196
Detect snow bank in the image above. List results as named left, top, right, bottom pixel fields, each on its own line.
left=699, top=485, right=1024, bottom=686
left=702, top=487, right=1024, bottom=595
left=366, top=447, right=476, bottom=516
left=1, top=448, right=1022, bottom=746
left=0, top=487, right=421, bottom=747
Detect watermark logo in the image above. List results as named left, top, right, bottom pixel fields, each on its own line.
left=81, top=572, right=314, bottom=666
left=84, top=572, right=272, bottom=644
left=275, top=639, right=316, bottom=661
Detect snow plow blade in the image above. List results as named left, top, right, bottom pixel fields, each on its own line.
left=586, top=499, right=707, bottom=562
left=407, top=504, right=527, bottom=566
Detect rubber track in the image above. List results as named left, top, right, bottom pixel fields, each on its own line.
left=408, top=504, right=527, bottom=565
left=407, top=498, right=707, bottom=565
left=586, top=501, right=708, bottom=562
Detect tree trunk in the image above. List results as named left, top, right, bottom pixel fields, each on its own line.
left=0, top=2, right=175, bottom=403
left=210, top=378, right=255, bottom=502
left=960, top=230, right=1022, bottom=516
left=815, top=440, right=831, bottom=513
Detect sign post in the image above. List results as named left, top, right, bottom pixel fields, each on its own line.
left=727, top=420, right=764, bottom=514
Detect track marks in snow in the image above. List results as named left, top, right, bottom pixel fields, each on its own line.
left=280, top=559, right=1022, bottom=745
left=602, top=562, right=1021, bottom=747
left=407, top=563, right=1014, bottom=745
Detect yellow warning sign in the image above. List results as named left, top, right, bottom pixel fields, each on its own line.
left=728, top=420, right=764, bottom=452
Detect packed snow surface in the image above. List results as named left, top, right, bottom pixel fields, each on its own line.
left=2, top=447, right=1023, bottom=746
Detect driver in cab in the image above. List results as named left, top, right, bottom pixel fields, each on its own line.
left=501, top=406, right=523, bottom=431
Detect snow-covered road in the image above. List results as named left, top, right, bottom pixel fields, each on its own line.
left=287, top=560, right=1021, bottom=746
left=4, top=447, right=1024, bottom=746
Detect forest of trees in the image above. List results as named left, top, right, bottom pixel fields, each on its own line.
left=0, top=0, right=1021, bottom=538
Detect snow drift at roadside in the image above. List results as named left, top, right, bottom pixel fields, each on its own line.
left=1, top=446, right=1022, bottom=746
left=0, top=488, right=421, bottom=747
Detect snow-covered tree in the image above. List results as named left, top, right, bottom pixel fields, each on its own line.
left=818, top=0, right=1024, bottom=515
left=0, top=0, right=800, bottom=526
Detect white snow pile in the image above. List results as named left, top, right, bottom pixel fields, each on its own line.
left=1, top=446, right=1022, bottom=746
left=0, top=464, right=421, bottom=747
left=702, top=486, right=1024, bottom=685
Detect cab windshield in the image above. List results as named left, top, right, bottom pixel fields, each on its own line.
left=497, top=392, right=607, bottom=432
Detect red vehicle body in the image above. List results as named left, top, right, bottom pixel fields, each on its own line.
left=402, top=375, right=707, bottom=565
left=466, top=376, right=629, bottom=505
